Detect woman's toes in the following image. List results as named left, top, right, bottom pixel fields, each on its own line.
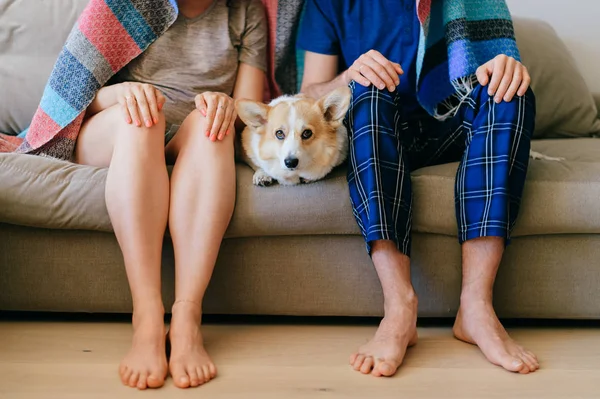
left=209, top=363, right=217, bottom=378
left=201, top=365, right=211, bottom=383
left=188, top=367, right=200, bottom=387
left=360, top=357, right=374, bottom=374
left=353, top=355, right=366, bottom=370
left=137, top=373, right=148, bottom=390
left=128, top=371, right=140, bottom=387
left=120, top=367, right=132, bottom=385
left=349, top=353, right=358, bottom=365
left=147, top=373, right=164, bottom=389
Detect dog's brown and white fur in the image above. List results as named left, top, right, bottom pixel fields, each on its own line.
left=236, top=86, right=351, bottom=186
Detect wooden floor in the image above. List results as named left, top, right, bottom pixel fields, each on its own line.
left=0, top=320, right=599, bottom=398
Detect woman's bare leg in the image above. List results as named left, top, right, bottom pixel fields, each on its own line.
left=75, top=105, right=169, bottom=390
left=164, top=110, right=236, bottom=388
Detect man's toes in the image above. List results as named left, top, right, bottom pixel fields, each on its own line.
left=187, top=367, right=200, bottom=387
left=128, top=371, right=140, bottom=388
left=147, top=372, right=165, bottom=389
left=496, top=353, right=526, bottom=373
left=353, top=354, right=366, bottom=370
left=137, top=373, right=148, bottom=390
left=373, top=361, right=398, bottom=377
left=360, top=357, right=374, bottom=374
left=171, top=364, right=191, bottom=388
left=525, top=351, right=539, bottom=365
left=522, top=354, right=539, bottom=372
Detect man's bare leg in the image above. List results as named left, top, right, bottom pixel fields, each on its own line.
left=453, top=237, right=539, bottom=373
left=350, top=240, right=418, bottom=377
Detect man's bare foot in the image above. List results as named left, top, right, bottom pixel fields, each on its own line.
left=453, top=299, right=539, bottom=374
left=350, top=295, right=418, bottom=377
left=168, top=301, right=217, bottom=389
left=119, top=306, right=168, bottom=390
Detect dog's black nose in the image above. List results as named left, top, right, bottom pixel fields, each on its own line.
left=285, top=157, right=299, bottom=169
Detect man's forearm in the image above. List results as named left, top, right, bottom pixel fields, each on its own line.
left=301, top=70, right=349, bottom=98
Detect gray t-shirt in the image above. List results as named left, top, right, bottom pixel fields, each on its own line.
left=118, top=0, right=267, bottom=126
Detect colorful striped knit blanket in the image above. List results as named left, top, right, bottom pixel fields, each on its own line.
left=416, top=0, right=520, bottom=118
left=0, top=0, right=178, bottom=160
left=0, top=0, right=519, bottom=159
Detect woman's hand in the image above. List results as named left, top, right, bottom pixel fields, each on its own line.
left=195, top=92, right=237, bottom=141
left=476, top=55, right=531, bottom=103
left=344, top=50, right=403, bottom=92
left=118, top=82, right=166, bottom=127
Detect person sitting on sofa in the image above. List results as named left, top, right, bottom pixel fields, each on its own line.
left=75, top=0, right=267, bottom=390
left=298, top=0, right=540, bottom=377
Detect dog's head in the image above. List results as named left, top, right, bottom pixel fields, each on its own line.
left=236, top=86, right=351, bottom=176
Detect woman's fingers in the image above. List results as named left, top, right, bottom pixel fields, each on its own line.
left=144, top=85, right=160, bottom=124
left=132, top=87, right=152, bottom=127
left=218, top=103, right=235, bottom=140
left=126, top=95, right=141, bottom=127
left=204, top=96, right=217, bottom=137
left=120, top=100, right=132, bottom=124
left=209, top=99, right=227, bottom=141
left=195, top=94, right=207, bottom=117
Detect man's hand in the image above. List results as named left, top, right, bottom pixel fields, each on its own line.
left=476, top=55, right=531, bottom=103
left=345, top=50, right=403, bottom=92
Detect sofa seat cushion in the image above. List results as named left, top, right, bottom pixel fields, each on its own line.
left=1, top=138, right=599, bottom=238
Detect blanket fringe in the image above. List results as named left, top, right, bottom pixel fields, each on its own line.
left=433, top=74, right=478, bottom=121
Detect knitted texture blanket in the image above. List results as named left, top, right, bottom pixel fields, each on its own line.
left=416, top=0, right=520, bottom=118
left=0, top=0, right=178, bottom=159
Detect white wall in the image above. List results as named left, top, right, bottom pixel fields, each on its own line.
left=507, top=0, right=600, bottom=94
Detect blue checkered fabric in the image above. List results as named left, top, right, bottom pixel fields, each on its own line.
left=346, top=82, right=535, bottom=256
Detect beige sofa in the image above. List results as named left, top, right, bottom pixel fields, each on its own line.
left=1, top=1, right=600, bottom=319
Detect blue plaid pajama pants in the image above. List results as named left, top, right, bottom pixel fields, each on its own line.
left=346, top=82, right=535, bottom=256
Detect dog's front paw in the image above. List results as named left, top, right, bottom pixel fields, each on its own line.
left=253, top=170, right=276, bottom=187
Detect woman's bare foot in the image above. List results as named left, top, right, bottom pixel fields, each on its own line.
left=453, top=299, right=539, bottom=374
left=168, top=301, right=217, bottom=389
left=350, top=295, right=418, bottom=377
left=119, top=305, right=168, bottom=390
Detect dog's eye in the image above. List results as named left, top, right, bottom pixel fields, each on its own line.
left=275, top=130, right=285, bottom=140
left=301, top=129, right=313, bottom=140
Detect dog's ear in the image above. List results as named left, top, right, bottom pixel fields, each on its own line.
left=235, top=99, right=270, bottom=128
left=316, top=86, right=351, bottom=123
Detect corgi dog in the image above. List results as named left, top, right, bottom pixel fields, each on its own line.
left=236, top=86, right=351, bottom=186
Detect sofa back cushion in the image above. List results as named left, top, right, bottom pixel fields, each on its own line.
left=1, top=1, right=599, bottom=139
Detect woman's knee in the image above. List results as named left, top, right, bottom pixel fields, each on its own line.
left=178, top=110, right=235, bottom=154
left=109, top=105, right=166, bottom=146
